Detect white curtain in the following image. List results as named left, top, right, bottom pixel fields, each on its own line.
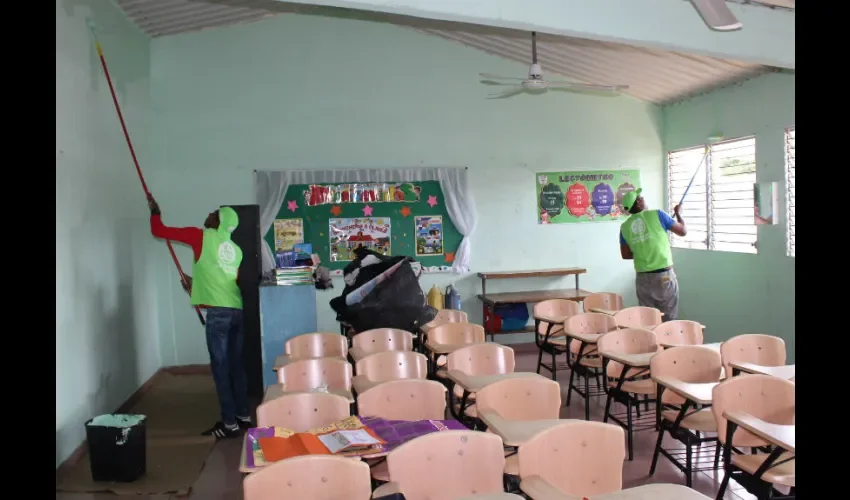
left=253, top=167, right=477, bottom=273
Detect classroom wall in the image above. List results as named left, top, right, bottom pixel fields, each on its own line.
left=148, top=12, right=664, bottom=364
left=663, top=72, right=795, bottom=362
left=56, top=0, right=162, bottom=466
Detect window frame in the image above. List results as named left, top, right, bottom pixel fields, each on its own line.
left=667, top=135, right=758, bottom=254
left=785, top=127, right=795, bottom=257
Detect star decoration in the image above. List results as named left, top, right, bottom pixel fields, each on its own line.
left=400, top=206, right=412, bottom=218
left=362, top=205, right=374, bottom=216
left=427, top=195, right=438, bottom=208
left=287, top=200, right=298, bottom=212
left=445, top=252, right=455, bottom=264
left=330, top=205, right=342, bottom=217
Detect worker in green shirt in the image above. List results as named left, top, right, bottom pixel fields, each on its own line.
left=619, top=189, right=687, bottom=321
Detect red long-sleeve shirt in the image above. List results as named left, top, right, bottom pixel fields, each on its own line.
left=150, top=215, right=239, bottom=307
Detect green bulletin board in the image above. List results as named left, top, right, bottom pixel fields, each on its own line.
left=265, top=181, right=462, bottom=271
left=536, top=169, right=642, bottom=224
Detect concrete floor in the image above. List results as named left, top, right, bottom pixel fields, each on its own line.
left=57, top=351, right=758, bottom=500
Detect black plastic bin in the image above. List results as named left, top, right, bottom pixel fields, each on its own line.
left=85, top=414, right=147, bottom=482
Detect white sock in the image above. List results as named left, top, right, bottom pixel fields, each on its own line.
left=225, top=423, right=238, bottom=431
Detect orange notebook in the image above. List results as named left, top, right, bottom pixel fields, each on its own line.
left=258, top=427, right=386, bottom=462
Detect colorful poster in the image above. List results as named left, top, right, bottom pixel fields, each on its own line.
left=304, top=183, right=422, bottom=206
left=328, top=217, right=391, bottom=262
left=414, top=216, right=443, bottom=256
left=536, top=170, right=642, bottom=224
left=273, top=218, right=304, bottom=251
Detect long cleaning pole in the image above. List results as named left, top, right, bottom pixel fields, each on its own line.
left=88, top=23, right=205, bottom=326
left=679, top=150, right=709, bottom=207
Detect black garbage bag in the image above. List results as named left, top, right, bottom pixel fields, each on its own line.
left=330, top=248, right=436, bottom=334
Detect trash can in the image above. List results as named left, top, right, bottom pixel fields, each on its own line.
left=85, top=414, right=147, bottom=482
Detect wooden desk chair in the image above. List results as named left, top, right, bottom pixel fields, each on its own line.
left=446, top=343, right=515, bottom=422
left=654, top=320, right=704, bottom=346
left=275, top=332, right=349, bottom=370
left=649, top=346, right=723, bottom=487
left=426, top=323, right=485, bottom=377
left=712, top=375, right=795, bottom=500
left=372, top=431, right=505, bottom=500
left=352, top=351, right=428, bottom=394
left=256, top=392, right=350, bottom=429
left=475, top=376, right=562, bottom=487
left=277, top=358, right=353, bottom=405
left=351, top=328, right=414, bottom=360
left=518, top=420, right=625, bottom=498
left=720, top=334, right=786, bottom=379
left=419, top=309, right=469, bottom=351
left=563, top=313, right=618, bottom=419
left=358, top=379, right=448, bottom=483
left=533, top=299, right=581, bottom=380
left=597, top=328, right=659, bottom=460
left=244, top=455, right=371, bottom=500
left=613, top=306, right=663, bottom=329
left=582, top=292, right=624, bottom=314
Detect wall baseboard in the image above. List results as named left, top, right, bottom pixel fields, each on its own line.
left=56, top=364, right=212, bottom=474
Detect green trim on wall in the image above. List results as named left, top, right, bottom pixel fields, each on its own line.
left=265, top=181, right=461, bottom=271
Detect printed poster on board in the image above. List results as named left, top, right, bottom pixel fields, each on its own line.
left=536, top=170, right=642, bottom=224
left=414, top=216, right=443, bottom=256
left=273, top=218, right=304, bottom=251
left=329, top=218, right=391, bottom=262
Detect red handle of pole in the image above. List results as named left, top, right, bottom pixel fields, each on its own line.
left=93, top=40, right=205, bottom=326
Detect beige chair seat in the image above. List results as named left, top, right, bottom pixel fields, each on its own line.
left=453, top=384, right=477, bottom=400
left=662, top=408, right=717, bottom=432
left=352, top=376, right=381, bottom=394
left=732, top=452, right=795, bottom=487
left=504, top=453, right=519, bottom=475
left=577, top=355, right=603, bottom=368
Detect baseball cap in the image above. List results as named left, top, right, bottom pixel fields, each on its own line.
left=622, top=188, right=643, bottom=211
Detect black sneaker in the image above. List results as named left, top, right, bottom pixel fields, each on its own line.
left=236, top=416, right=253, bottom=429
left=201, top=421, right=241, bottom=439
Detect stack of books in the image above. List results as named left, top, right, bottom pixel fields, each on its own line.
left=273, top=266, right=314, bottom=286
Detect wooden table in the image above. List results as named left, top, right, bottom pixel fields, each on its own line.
left=724, top=411, right=794, bottom=453
left=652, top=376, right=717, bottom=406
left=520, top=480, right=710, bottom=499
left=262, top=383, right=355, bottom=404
left=477, top=410, right=564, bottom=447
left=730, top=362, right=795, bottom=380
left=477, top=268, right=591, bottom=341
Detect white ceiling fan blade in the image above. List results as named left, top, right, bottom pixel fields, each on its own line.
left=547, top=82, right=629, bottom=93
left=487, top=87, right=526, bottom=99
left=479, top=73, right=525, bottom=81
left=689, top=0, right=743, bottom=31
left=480, top=80, right=523, bottom=87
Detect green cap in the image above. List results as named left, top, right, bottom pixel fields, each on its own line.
left=622, top=188, right=643, bottom=212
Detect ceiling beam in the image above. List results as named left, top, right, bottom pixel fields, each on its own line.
left=273, top=0, right=794, bottom=69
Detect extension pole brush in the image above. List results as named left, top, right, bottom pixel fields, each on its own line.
left=678, top=134, right=723, bottom=207
left=86, top=19, right=205, bottom=326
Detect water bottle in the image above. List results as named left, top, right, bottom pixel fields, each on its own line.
left=444, top=283, right=461, bottom=310
left=427, top=285, right=444, bottom=311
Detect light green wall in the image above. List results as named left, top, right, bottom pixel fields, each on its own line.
left=56, top=0, right=161, bottom=466
left=149, top=13, right=664, bottom=363
left=663, top=73, right=795, bottom=362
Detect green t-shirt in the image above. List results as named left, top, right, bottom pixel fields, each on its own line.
left=190, top=207, right=243, bottom=309
left=620, top=209, right=674, bottom=273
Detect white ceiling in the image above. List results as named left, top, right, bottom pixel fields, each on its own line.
left=114, top=0, right=789, bottom=105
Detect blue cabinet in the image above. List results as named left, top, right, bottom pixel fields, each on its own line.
left=259, top=285, right=318, bottom=387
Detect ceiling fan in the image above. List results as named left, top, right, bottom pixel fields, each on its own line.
left=479, top=31, right=629, bottom=99
left=689, top=0, right=743, bottom=31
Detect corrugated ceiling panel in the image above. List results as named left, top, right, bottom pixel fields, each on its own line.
left=114, top=0, right=779, bottom=104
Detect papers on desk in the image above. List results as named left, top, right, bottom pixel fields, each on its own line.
left=258, top=427, right=386, bottom=462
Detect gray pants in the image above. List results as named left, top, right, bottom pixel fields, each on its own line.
left=635, top=269, right=679, bottom=322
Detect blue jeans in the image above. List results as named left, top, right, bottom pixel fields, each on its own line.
left=205, top=307, right=249, bottom=426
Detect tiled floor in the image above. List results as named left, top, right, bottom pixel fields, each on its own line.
left=57, top=352, right=757, bottom=500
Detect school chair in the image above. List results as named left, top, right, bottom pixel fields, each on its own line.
left=350, top=328, right=414, bottom=362
left=425, top=323, right=485, bottom=378
left=563, top=312, right=618, bottom=420
left=654, top=320, right=705, bottom=346
left=649, top=345, right=723, bottom=487
left=277, top=358, right=354, bottom=403
left=446, top=343, right=516, bottom=421
left=352, top=351, right=428, bottom=394
left=582, top=292, right=624, bottom=313
left=256, top=392, right=350, bottom=430
left=613, top=306, right=663, bottom=329
left=518, top=420, right=625, bottom=498
left=720, top=334, right=786, bottom=379
left=274, top=332, right=349, bottom=370
left=597, top=328, right=659, bottom=460
left=532, top=299, right=582, bottom=380
left=712, top=374, right=795, bottom=500
left=244, top=455, right=372, bottom=500
left=419, top=309, right=469, bottom=352
left=371, top=431, right=506, bottom=500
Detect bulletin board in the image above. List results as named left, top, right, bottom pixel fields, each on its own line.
left=535, top=169, right=642, bottom=224
left=265, top=181, right=462, bottom=271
